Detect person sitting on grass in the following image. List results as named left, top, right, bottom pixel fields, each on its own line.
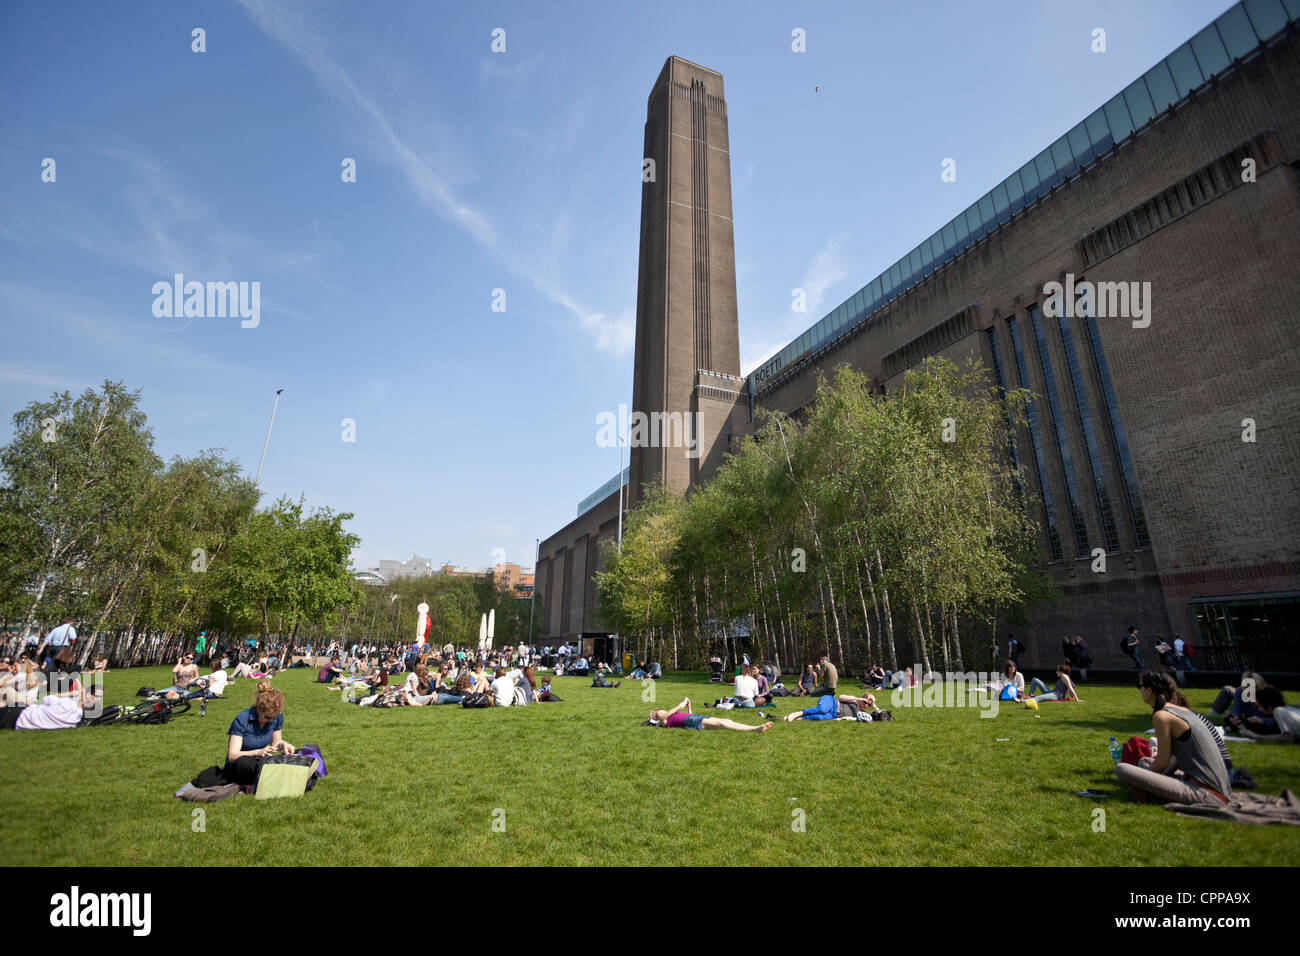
left=224, top=681, right=294, bottom=788
left=865, top=662, right=886, bottom=689
left=189, top=659, right=230, bottom=700
left=978, top=660, right=1026, bottom=699
left=629, top=658, right=651, bottom=679
left=782, top=692, right=880, bottom=722
left=810, top=655, right=838, bottom=697
left=752, top=665, right=777, bottom=707
left=91, top=654, right=109, bottom=674
left=536, top=674, right=563, bottom=702
left=792, top=663, right=816, bottom=697
left=1216, top=672, right=1273, bottom=733
left=1114, top=671, right=1231, bottom=806
left=489, top=666, right=517, bottom=707
left=168, top=653, right=199, bottom=694
left=649, top=697, right=773, bottom=733
left=1237, top=688, right=1299, bottom=743
left=317, top=660, right=341, bottom=683
left=1025, top=663, right=1082, bottom=702
left=510, top=667, right=535, bottom=707
left=590, top=662, right=621, bottom=688
left=734, top=663, right=760, bottom=707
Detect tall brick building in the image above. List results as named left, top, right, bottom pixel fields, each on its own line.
left=537, top=2, right=1300, bottom=671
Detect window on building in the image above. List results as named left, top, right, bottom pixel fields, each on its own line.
left=1081, top=313, right=1151, bottom=549
left=1007, top=316, right=1063, bottom=562
left=1056, top=307, right=1120, bottom=553
left=1029, top=305, right=1089, bottom=557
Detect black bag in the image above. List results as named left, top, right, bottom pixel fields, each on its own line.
left=461, top=692, right=492, bottom=709
left=872, top=709, right=895, bottom=721
left=136, top=686, right=155, bottom=697
left=131, top=700, right=175, bottom=724
left=80, top=705, right=121, bottom=726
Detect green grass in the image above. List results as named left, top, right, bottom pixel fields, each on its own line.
left=2, top=667, right=1298, bottom=865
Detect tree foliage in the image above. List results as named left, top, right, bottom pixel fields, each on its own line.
left=599, top=359, right=1056, bottom=672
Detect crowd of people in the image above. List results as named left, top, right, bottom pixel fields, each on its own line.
left=1, top=617, right=1295, bottom=822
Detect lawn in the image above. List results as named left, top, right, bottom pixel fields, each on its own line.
left=2, top=667, right=1297, bottom=866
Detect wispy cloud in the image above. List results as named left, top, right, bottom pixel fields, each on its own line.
left=0, top=364, right=88, bottom=393
left=739, top=231, right=854, bottom=375
left=801, top=230, right=851, bottom=317
left=236, top=0, right=632, bottom=356
left=0, top=281, right=256, bottom=379
left=479, top=52, right=545, bottom=80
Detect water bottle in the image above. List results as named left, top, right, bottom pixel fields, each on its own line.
left=1108, top=735, right=1122, bottom=763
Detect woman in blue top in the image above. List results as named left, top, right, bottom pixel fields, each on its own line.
left=225, top=681, right=294, bottom=787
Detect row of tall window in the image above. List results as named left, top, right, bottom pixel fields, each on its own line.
left=752, top=0, right=1299, bottom=389
left=993, top=300, right=1151, bottom=562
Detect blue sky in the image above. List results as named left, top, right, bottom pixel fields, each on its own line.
left=0, top=0, right=1235, bottom=573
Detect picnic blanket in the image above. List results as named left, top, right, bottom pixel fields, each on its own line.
left=1164, top=788, right=1300, bottom=826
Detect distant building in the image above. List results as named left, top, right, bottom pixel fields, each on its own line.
left=354, top=569, right=387, bottom=587
left=377, top=554, right=434, bottom=581
left=439, top=562, right=535, bottom=598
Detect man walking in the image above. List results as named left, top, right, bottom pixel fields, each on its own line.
left=41, top=616, right=76, bottom=674
left=1120, top=625, right=1143, bottom=669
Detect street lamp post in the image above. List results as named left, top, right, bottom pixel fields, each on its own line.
left=527, top=537, right=539, bottom=644
left=254, top=388, right=284, bottom=489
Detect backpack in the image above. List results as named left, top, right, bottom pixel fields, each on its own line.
left=461, top=692, right=492, bottom=709
left=999, top=684, right=1019, bottom=701
left=135, top=686, right=155, bottom=698
left=1120, top=735, right=1151, bottom=765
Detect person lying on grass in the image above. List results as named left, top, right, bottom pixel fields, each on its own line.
left=399, top=665, right=437, bottom=705
left=648, top=697, right=772, bottom=732
left=1114, top=670, right=1231, bottom=806
left=0, top=681, right=96, bottom=730
left=783, top=693, right=880, bottom=722
left=225, top=681, right=295, bottom=787
left=1237, top=687, right=1299, bottom=743
left=1025, top=662, right=1082, bottom=703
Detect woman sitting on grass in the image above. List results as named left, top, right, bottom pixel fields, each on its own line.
left=649, top=697, right=772, bottom=732
left=783, top=692, right=880, bottom=722
left=1114, top=671, right=1231, bottom=806
left=1025, top=663, right=1082, bottom=702
left=225, top=681, right=294, bottom=787
left=979, top=660, right=1026, bottom=699
left=792, top=663, right=816, bottom=697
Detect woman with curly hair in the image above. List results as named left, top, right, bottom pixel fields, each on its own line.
left=224, top=681, right=294, bottom=787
